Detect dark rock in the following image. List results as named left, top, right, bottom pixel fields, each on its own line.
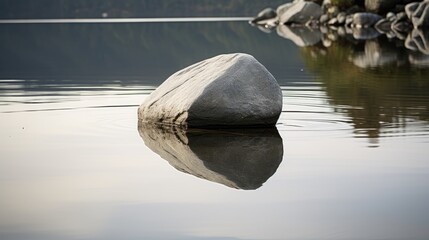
left=328, top=17, right=339, bottom=25
left=250, top=8, right=277, bottom=25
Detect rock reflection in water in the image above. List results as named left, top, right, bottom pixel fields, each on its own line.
left=300, top=38, right=429, bottom=142
left=138, top=123, right=283, bottom=190
left=255, top=24, right=429, bottom=68
left=252, top=20, right=429, bottom=143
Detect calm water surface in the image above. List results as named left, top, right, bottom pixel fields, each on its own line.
left=1, top=19, right=429, bottom=240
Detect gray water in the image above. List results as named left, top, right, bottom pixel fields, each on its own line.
left=1, top=19, right=429, bottom=240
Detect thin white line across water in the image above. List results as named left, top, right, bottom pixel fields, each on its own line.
left=0, top=17, right=252, bottom=24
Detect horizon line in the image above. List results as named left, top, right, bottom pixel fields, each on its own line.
left=0, top=17, right=252, bottom=24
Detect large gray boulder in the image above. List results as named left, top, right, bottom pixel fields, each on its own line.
left=277, top=0, right=322, bottom=24
left=138, top=123, right=283, bottom=190
left=138, top=53, right=283, bottom=128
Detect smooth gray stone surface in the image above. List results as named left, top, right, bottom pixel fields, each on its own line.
left=138, top=123, right=283, bottom=190
left=138, top=53, right=283, bottom=128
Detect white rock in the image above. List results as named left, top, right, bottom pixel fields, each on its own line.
left=278, top=0, right=322, bottom=24
left=138, top=53, right=282, bottom=127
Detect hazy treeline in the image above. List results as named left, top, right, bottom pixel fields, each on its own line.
left=0, top=0, right=290, bottom=19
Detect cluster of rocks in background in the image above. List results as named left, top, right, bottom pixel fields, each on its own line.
left=252, top=0, right=429, bottom=30
left=250, top=0, right=429, bottom=61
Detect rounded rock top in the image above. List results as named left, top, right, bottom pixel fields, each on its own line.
left=138, top=53, right=283, bottom=128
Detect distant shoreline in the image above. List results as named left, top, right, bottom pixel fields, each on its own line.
left=0, top=17, right=252, bottom=24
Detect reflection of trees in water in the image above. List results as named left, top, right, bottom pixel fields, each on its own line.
left=301, top=38, right=429, bottom=140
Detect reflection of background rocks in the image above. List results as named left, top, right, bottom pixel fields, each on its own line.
left=274, top=25, right=429, bottom=67
left=252, top=0, right=429, bottom=66
left=300, top=38, right=429, bottom=140
left=138, top=123, right=283, bottom=190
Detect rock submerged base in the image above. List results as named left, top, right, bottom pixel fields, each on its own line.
left=138, top=53, right=283, bottom=128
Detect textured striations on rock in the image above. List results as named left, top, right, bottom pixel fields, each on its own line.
left=138, top=53, right=283, bottom=128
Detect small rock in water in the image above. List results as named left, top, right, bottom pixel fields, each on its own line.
left=386, top=12, right=397, bottom=21
left=328, top=17, right=339, bottom=25
left=319, top=14, right=329, bottom=24
left=337, top=12, right=347, bottom=24
left=138, top=53, right=283, bottom=128
left=251, top=8, right=277, bottom=25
